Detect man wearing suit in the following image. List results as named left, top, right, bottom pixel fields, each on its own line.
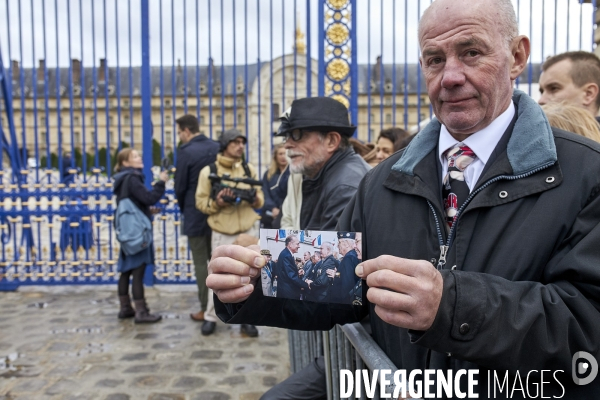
left=330, top=232, right=360, bottom=304
left=303, top=251, right=320, bottom=282
left=260, top=249, right=275, bottom=297
left=275, top=235, right=313, bottom=300
left=174, top=114, right=219, bottom=323
left=306, top=242, right=338, bottom=303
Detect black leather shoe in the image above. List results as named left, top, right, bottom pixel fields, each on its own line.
left=241, top=324, right=258, bottom=337
left=201, top=321, right=216, bottom=336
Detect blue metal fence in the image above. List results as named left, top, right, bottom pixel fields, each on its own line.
left=0, top=0, right=597, bottom=289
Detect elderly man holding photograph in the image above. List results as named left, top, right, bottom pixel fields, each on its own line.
left=207, top=0, right=600, bottom=396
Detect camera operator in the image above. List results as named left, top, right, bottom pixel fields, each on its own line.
left=195, top=128, right=263, bottom=337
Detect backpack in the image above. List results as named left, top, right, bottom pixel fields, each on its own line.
left=115, top=174, right=153, bottom=256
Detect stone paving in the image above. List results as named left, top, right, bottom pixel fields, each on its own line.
left=0, top=285, right=291, bottom=400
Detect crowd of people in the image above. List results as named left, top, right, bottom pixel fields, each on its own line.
left=109, top=0, right=600, bottom=396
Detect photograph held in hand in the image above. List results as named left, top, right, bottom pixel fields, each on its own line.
left=260, top=229, right=363, bottom=306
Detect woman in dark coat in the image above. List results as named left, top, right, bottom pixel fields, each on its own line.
left=261, top=144, right=289, bottom=228
left=113, top=148, right=167, bottom=323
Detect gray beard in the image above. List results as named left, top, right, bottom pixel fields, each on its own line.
left=289, top=155, right=326, bottom=177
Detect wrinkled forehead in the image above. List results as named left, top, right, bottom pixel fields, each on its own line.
left=418, top=0, right=498, bottom=47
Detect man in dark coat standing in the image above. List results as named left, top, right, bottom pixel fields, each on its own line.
left=174, top=114, right=219, bottom=322
left=207, top=0, right=600, bottom=397
left=330, top=232, right=360, bottom=305
left=275, top=235, right=312, bottom=300
left=306, top=242, right=338, bottom=303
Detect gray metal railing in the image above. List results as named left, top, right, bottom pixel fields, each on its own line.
left=289, top=323, right=415, bottom=400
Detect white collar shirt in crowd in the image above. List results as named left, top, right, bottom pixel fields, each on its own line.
left=438, top=102, right=516, bottom=192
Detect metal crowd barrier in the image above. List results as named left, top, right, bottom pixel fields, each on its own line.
left=289, top=324, right=414, bottom=400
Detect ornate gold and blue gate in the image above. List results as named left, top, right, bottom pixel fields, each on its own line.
left=1, top=0, right=597, bottom=290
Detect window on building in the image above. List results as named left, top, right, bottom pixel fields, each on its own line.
left=41, top=131, right=47, bottom=145
left=124, top=99, right=130, bottom=107
left=40, top=116, right=46, bottom=125
left=165, top=99, right=172, bottom=107
left=369, top=129, right=374, bottom=139
left=216, top=115, right=222, bottom=125
left=90, top=116, right=95, bottom=125
left=165, top=130, right=172, bottom=144
left=216, top=130, right=222, bottom=137
left=420, top=113, right=427, bottom=121
left=124, top=131, right=131, bottom=140
left=165, top=115, right=172, bottom=125
left=200, top=116, right=205, bottom=126
left=237, top=114, right=243, bottom=125
left=74, top=131, right=81, bottom=147
left=124, top=115, right=130, bottom=124
left=385, top=114, right=392, bottom=124
left=73, top=116, right=80, bottom=125
left=272, top=103, right=280, bottom=121
left=370, top=114, right=375, bottom=122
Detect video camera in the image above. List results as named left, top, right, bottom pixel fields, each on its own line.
left=208, top=173, right=263, bottom=205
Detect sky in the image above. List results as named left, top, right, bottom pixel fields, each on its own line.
left=0, top=0, right=596, bottom=69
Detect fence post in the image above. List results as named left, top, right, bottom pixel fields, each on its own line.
left=140, top=0, right=155, bottom=286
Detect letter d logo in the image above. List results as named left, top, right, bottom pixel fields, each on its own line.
left=572, top=351, right=598, bottom=385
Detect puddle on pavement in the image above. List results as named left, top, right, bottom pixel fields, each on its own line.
left=27, top=302, right=48, bottom=308
left=50, top=327, right=104, bottom=334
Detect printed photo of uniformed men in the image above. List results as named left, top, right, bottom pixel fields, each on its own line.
left=259, top=229, right=362, bottom=305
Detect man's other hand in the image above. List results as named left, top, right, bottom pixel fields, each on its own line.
left=207, top=244, right=266, bottom=303
left=356, top=256, right=443, bottom=331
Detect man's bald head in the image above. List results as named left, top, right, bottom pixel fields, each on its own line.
left=419, top=0, right=518, bottom=48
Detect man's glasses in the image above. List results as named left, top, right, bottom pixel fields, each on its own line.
left=284, top=129, right=308, bottom=142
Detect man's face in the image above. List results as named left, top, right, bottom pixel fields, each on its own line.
left=304, top=252, right=311, bottom=262
left=538, top=59, right=589, bottom=109
left=284, top=131, right=329, bottom=177
left=287, top=238, right=300, bottom=254
left=224, top=137, right=246, bottom=159
left=338, top=239, right=355, bottom=257
left=177, top=126, right=191, bottom=143
left=319, top=245, right=330, bottom=258
left=419, top=0, right=520, bottom=137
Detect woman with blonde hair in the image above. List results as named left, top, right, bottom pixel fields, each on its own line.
left=261, top=143, right=290, bottom=228
left=542, top=103, right=600, bottom=143
left=113, top=148, right=168, bottom=323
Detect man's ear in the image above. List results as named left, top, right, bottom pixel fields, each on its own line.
left=581, top=82, right=600, bottom=108
left=325, top=131, right=342, bottom=153
left=509, top=35, right=530, bottom=80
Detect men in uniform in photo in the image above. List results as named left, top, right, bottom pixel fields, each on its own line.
left=260, top=249, right=274, bottom=297
left=306, top=242, right=338, bottom=303
left=330, top=232, right=360, bottom=304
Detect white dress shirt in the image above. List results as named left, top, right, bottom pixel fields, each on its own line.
left=438, top=102, right=515, bottom=191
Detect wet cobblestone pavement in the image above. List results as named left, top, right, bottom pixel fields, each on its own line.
left=0, top=285, right=290, bottom=400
